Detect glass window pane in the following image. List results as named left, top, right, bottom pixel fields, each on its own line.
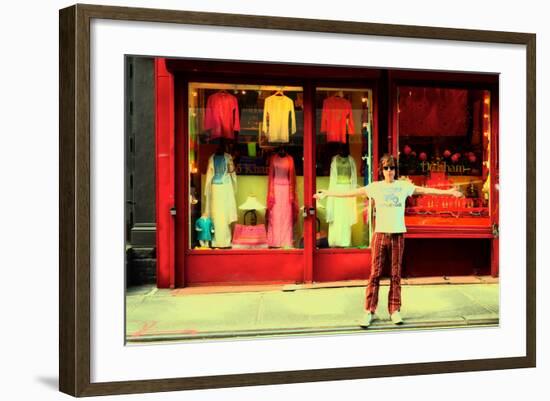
left=188, top=83, right=304, bottom=250
left=397, top=86, right=491, bottom=221
left=314, top=88, right=374, bottom=249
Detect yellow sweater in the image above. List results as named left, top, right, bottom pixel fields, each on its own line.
left=262, top=94, right=297, bottom=143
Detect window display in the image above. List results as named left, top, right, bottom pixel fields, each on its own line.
left=315, top=88, right=373, bottom=249
left=188, top=82, right=304, bottom=249
left=397, top=86, right=492, bottom=223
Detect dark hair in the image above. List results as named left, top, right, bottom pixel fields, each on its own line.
left=379, top=153, right=399, bottom=180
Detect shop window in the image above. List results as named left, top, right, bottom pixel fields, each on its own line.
left=314, top=87, right=374, bottom=248
left=188, top=83, right=304, bottom=250
left=397, top=86, right=492, bottom=221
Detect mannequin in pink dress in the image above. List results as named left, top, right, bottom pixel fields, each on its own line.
left=266, top=147, right=298, bottom=247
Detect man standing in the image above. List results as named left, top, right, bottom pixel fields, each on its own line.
left=314, top=154, right=463, bottom=327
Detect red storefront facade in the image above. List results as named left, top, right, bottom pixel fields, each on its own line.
left=154, top=57, right=499, bottom=289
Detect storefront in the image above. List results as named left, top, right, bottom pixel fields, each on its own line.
left=154, top=58, right=499, bottom=289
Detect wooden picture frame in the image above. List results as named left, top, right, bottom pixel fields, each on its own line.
left=59, top=3, right=536, bottom=397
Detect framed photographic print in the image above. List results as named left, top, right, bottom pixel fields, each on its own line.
left=59, top=3, right=536, bottom=397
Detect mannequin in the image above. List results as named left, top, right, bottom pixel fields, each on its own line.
left=326, top=150, right=358, bottom=247
left=204, top=141, right=238, bottom=248
left=195, top=213, right=214, bottom=248
left=266, top=150, right=298, bottom=248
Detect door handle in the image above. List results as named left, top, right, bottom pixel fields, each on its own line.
left=492, top=223, right=499, bottom=238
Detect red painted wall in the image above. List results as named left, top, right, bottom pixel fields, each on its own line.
left=154, top=59, right=175, bottom=288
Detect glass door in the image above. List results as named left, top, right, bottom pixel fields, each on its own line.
left=312, top=86, right=375, bottom=282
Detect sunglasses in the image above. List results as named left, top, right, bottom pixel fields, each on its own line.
left=383, top=165, right=396, bottom=171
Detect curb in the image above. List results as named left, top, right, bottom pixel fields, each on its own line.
left=126, top=318, right=499, bottom=343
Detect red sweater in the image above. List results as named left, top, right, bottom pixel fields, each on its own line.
left=320, top=96, right=355, bottom=143
left=204, top=92, right=240, bottom=139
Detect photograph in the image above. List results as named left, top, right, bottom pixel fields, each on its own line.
left=125, top=57, right=500, bottom=343
left=56, top=2, right=536, bottom=397
left=2, top=0, right=547, bottom=398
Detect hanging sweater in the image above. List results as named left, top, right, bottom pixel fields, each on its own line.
left=204, top=92, right=240, bottom=139
left=320, top=96, right=355, bottom=143
left=262, top=94, right=297, bottom=143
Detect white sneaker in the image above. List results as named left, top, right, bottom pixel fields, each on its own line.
left=390, top=311, right=404, bottom=325
left=359, top=312, right=373, bottom=328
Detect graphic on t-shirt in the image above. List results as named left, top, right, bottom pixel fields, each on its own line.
left=364, top=180, right=414, bottom=233
left=383, top=193, right=402, bottom=207
left=379, top=186, right=404, bottom=207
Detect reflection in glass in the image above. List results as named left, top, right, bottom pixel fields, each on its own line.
left=188, top=83, right=304, bottom=250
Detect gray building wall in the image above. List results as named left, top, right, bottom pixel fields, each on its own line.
left=126, top=56, right=157, bottom=286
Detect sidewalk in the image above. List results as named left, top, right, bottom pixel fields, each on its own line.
left=126, top=276, right=499, bottom=343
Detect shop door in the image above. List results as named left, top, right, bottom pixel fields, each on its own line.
left=311, top=86, right=376, bottom=282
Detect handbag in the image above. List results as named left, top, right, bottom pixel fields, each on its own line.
left=232, top=224, right=268, bottom=249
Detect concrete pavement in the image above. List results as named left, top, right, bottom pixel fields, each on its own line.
left=125, top=277, right=499, bottom=343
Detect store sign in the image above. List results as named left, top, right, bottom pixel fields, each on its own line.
left=235, top=164, right=269, bottom=175
left=420, top=161, right=472, bottom=174
left=235, top=157, right=269, bottom=175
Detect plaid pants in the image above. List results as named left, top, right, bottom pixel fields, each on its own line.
left=365, top=232, right=405, bottom=314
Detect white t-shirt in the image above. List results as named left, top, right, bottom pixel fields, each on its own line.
left=363, top=180, right=416, bottom=233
